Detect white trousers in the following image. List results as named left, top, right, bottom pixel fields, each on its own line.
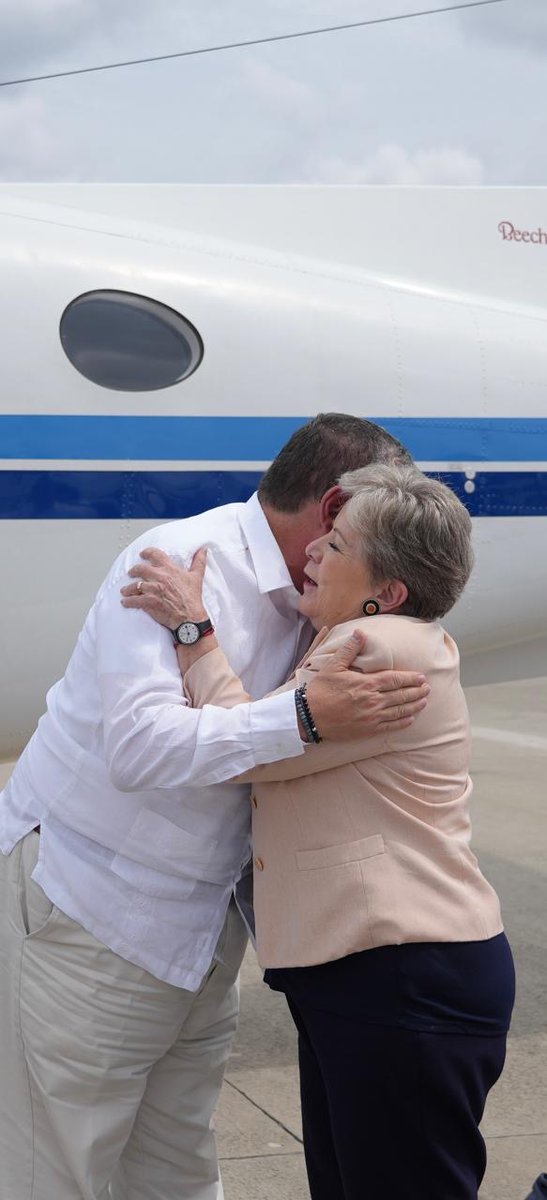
left=0, top=832, right=248, bottom=1200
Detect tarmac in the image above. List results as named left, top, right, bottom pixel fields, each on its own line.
left=0, top=673, right=546, bottom=1199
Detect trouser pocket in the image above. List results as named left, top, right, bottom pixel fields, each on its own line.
left=15, top=832, right=56, bottom=938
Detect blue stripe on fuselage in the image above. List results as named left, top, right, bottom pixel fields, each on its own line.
left=1, top=415, right=547, bottom=462
left=0, top=469, right=546, bottom=519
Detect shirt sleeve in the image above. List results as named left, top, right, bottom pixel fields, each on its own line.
left=94, top=583, right=304, bottom=792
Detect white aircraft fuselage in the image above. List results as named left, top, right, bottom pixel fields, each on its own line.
left=1, top=185, right=546, bottom=759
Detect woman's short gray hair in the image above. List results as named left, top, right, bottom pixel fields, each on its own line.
left=339, top=464, right=474, bottom=620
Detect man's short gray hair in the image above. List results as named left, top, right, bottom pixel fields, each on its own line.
left=258, top=413, right=412, bottom=513
left=339, top=464, right=474, bottom=621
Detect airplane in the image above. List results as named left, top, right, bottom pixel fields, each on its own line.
left=1, top=183, right=546, bottom=763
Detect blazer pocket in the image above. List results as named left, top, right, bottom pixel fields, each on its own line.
left=296, top=834, right=385, bottom=871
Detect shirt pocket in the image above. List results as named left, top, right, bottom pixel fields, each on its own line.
left=110, top=808, right=241, bottom=895
left=295, top=834, right=385, bottom=871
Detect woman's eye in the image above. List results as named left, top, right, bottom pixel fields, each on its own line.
left=328, top=541, right=340, bottom=552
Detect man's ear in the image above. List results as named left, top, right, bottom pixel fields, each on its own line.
left=318, top=485, right=346, bottom=530
left=375, top=578, right=408, bottom=613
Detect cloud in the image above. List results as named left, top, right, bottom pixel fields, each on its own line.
left=460, top=0, right=547, bottom=55
left=243, top=59, right=316, bottom=121
left=302, top=143, right=486, bottom=185
left=0, top=0, right=537, bottom=187
left=0, top=0, right=174, bottom=77
left=1, top=2, right=98, bottom=74
left=0, top=96, right=63, bottom=179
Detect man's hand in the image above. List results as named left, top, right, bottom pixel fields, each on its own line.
left=306, top=630, right=430, bottom=740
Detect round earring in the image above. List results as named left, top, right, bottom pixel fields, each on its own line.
left=362, top=598, right=380, bottom=616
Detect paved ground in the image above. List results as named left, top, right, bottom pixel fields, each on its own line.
left=215, top=675, right=547, bottom=1200
left=0, top=674, right=545, bottom=1198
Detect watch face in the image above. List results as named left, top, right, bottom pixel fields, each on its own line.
left=177, top=622, right=200, bottom=645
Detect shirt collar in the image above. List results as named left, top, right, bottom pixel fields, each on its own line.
left=239, top=492, right=298, bottom=600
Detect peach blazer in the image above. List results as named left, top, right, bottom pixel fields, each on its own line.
left=183, top=615, right=503, bottom=969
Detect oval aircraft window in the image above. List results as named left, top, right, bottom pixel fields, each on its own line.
left=60, top=290, right=203, bottom=391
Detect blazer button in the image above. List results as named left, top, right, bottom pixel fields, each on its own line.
left=251, top=795, right=258, bottom=809
left=254, top=856, right=264, bottom=871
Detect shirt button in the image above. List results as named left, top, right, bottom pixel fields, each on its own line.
left=251, top=795, right=258, bottom=809
left=254, top=856, right=264, bottom=871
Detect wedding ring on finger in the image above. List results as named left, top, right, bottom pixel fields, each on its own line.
left=136, top=579, right=144, bottom=594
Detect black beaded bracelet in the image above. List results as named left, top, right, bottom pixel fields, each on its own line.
left=294, top=687, right=314, bottom=743
left=295, top=683, right=322, bottom=744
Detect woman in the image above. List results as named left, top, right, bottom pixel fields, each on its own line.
left=125, top=464, right=515, bottom=1200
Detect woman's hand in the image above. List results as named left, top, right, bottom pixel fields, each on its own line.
left=121, top=547, right=209, bottom=629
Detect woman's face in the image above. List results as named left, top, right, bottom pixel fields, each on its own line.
left=298, top=505, right=380, bottom=630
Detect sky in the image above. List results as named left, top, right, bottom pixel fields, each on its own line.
left=0, top=0, right=545, bottom=184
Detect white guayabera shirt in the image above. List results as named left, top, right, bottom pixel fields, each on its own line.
left=0, top=494, right=309, bottom=990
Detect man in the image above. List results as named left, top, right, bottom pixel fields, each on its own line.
left=0, top=414, right=429, bottom=1200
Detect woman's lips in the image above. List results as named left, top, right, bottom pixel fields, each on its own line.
left=303, top=574, right=317, bottom=589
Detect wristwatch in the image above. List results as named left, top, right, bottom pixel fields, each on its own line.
left=172, top=618, right=215, bottom=646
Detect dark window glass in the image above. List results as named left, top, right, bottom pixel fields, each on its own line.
left=60, top=290, right=203, bottom=391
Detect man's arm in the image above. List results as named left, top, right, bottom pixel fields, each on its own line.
left=95, top=581, right=304, bottom=792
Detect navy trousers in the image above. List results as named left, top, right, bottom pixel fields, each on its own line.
left=267, top=935, right=515, bottom=1200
